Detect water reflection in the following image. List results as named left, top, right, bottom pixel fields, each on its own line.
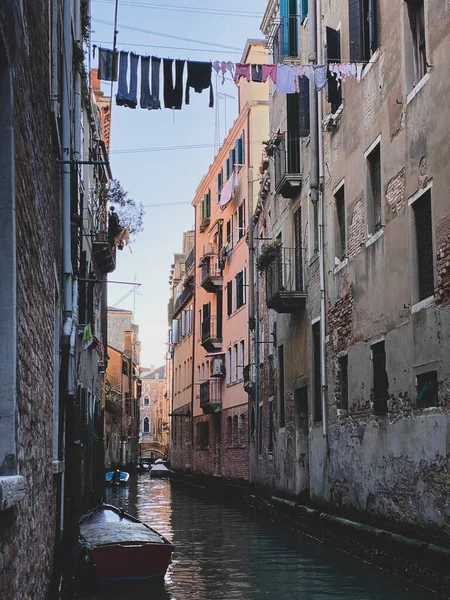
left=101, top=475, right=436, bottom=600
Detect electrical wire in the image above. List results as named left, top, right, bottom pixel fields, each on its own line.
left=92, top=18, right=244, bottom=51
left=92, top=0, right=262, bottom=18
left=111, top=139, right=268, bottom=155
left=92, top=40, right=243, bottom=54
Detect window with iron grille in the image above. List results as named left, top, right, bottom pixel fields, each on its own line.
left=413, top=190, right=434, bottom=301
left=338, top=355, right=349, bottom=410
left=278, top=345, right=286, bottom=427
left=371, top=341, right=388, bottom=414
left=406, top=0, right=427, bottom=91
left=335, top=185, right=346, bottom=261
left=416, top=371, right=439, bottom=409
left=367, top=142, right=382, bottom=235
left=313, top=322, right=322, bottom=422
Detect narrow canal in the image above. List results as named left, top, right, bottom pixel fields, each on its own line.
left=98, top=474, right=437, bottom=600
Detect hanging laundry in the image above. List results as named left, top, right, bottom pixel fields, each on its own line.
left=262, top=64, right=277, bottom=84
left=313, top=65, right=328, bottom=91
left=163, top=59, right=185, bottom=110
left=185, top=61, right=214, bottom=108
left=116, top=51, right=139, bottom=108
left=140, top=56, right=161, bottom=110
left=251, top=64, right=263, bottom=83
left=212, top=60, right=221, bottom=75
left=276, top=64, right=297, bottom=93
left=226, top=62, right=235, bottom=79
left=98, top=48, right=118, bottom=81
left=234, top=63, right=251, bottom=83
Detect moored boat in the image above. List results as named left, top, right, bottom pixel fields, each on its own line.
left=150, top=464, right=171, bottom=479
left=79, top=504, right=174, bottom=581
left=105, top=470, right=130, bottom=486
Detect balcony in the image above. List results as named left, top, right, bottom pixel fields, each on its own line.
left=200, top=255, right=223, bottom=292
left=201, top=315, right=222, bottom=352
left=199, top=379, right=222, bottom=414
left=265, top=247, right=306, bottom=313
left=92, top=212, right=120, bottom=274
left=185, top=246, right=195, bottom=274
left=270, top=18, right=298, bottom=65
left=243, top=364, right=254, bottom=395
left=173, top=282, right=194, bottom=317
left=274, top=131, right=302, bottom=199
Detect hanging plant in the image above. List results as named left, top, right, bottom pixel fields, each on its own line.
left=256, top=240, right=282, bottom=272
left=199, top=217, right=210, bottom=233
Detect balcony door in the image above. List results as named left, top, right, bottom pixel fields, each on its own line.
left=216, top=290, right=223, bottom=340
left=294, top=208, right=303, bottom=291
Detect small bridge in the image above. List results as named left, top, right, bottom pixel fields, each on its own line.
left=140, top=441, right=168, bottom=459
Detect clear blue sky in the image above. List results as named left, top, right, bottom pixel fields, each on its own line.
left=91, top=0, right=265, bottom=368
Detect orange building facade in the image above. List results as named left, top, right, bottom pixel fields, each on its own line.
left=169, top=40, right=269, bottom=482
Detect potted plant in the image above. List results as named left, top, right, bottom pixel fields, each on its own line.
left=256, top=240, right=282, bottom=272
left=199, top=216, right=210, bottom=233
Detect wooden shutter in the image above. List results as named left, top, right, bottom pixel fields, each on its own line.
left=368, top=0, right=377, bottom=53
left=348, top=0, right=363, bottom=62
left=241, top=130, right=245, bottom=164
left=226, top=158, right=230, bottom=180
left=326, top=27, right=342, bottom=113
left=242, top=268, right=246, bottom=305
left=300, top=0, right=308, bottom=21
left=298, top=75, right=310, bottom=137
left=227, top=281, right=233, bottom=316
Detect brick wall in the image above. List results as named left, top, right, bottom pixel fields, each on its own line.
left=0, top=1, right=61, bottom=597
left=436, top=214, right=450, bottom=307
left=170, top=403, right=192, bottom=472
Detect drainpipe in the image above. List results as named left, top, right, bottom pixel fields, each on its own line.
left=309, top=0, right=327, bottom=437
left=74, top=0, right=81, bottom=164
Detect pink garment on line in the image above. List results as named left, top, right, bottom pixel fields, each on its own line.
left=262, top=64, right=277, bottom=84
left=234, top=63, right=251, bottom=83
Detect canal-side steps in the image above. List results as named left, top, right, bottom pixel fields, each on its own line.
left=168, top=471, right=450, bottom=598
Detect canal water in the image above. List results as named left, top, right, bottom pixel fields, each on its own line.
left=98, top=474, right=437, bottom=600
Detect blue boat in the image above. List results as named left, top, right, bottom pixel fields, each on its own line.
left=105, top=470, right=130, bottom=486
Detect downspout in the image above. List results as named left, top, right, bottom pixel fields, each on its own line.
left=316, top=0, right=327, bottom=438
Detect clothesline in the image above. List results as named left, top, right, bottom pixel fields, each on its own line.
left=97, top=46, right=365, bottom=112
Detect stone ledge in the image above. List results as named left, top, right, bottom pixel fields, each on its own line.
left=0, top=475, right=26, bottom=511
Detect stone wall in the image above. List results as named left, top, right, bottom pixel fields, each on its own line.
left=170, top=403, right=192, bottom=472
left=0, top=1, right=61, bottom=597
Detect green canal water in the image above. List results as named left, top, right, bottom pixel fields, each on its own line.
left=96, top=474, right=438, bottom=600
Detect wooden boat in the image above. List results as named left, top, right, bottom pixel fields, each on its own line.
left=105, top=470, right=130, bottom=486
left=79, top=504, right=174, bottom=581
left=150, top=464, right=171, bottom=479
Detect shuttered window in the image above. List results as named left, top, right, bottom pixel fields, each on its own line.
left=348, top=0, right=377, bottom=62
left=298, top=75, right=310, bottom=137
left=227, top=281, right=233, bottom=316
left=326, top=27, right=342, bottom=113
left=300, top=0, right=308, bottom=22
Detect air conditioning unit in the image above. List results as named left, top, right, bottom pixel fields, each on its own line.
left=211, top=356, right=226, bottom=378
left=203, top=242, right=214, bottom=256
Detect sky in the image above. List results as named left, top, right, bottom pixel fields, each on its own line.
left=90, top=0, right=266, bottom=369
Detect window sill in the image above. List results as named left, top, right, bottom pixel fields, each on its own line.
left=226, top=380, right=243, bottom=389
left=407, top=73, right=430, bottom=105
left=333, top=257, right=348, bottom=275
left=0, top=476, right=26, bottom=511
left=366, top=228, right=384, bottom=247
left=361, top=49, right=380, bottom=80
left=411, top=295, right=435, bottom=314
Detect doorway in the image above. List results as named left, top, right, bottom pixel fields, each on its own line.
left=294, top=386, right=309, bottom=496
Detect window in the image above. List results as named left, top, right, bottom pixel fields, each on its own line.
left=338, top=355, right=349, bottom=410
left=235, top=268, right=246, bottom=310
left=326, top=27, right=342, bottom=114
left=216, top=168, right=223, bottom=202
left=122, top=359, right=129, bottom=375
left=366, top=141, right=382, bottom=235
left=372, top=341, right=388, bottom=414
left=197, top=365, right=201, bottom=395
left=228, top=148, right=236, bottom=177
left=197, top=421, right=209, bottom=448
left=226, top=219, right=231, bottom=247
left=268, top=398, right=274, bottom=452
left=235, top=133, right=245, bottom=167
left=143, top=417, right=150, bottom=433
left=227, top=281, right=233, bottom=316
left=406, top=0, right=427, bottom=91
left=416, top=371, right=439, bottom=409
left=294, top=208, right=304, bottom=290
left=144, top=395, right=149, bottom=406
left=227, top=348, right=232, bottom=384
left=278, top=345, right=285, bottom=428
left=298, top=75, right=310, bottom=137
left=313, top=322, right=322, bottom=422
left=275, top=0, right=299, bottom=62
left=300, top=0, right=308, bottom=22
left=413, top=190, right=434, bottom=301
left=334, top=185, right=346, bottom=261
left=233, top=344, right=238, bottom=382
left=239, top=340, right=245, bottom=381
left=227, top=416, right=232, bottom=445
left=201, top=189, right=211, bottom=219
left=349, top=0, right=378, bottom=62
left=258, top=403, right=263, bottom=455
left=238, top=201, right=245, bottom=240
left=232, top=415, right=238, bottom=446
left=239, top=414, right=246, bottom=446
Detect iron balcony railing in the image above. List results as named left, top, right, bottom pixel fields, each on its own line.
left=199, top=379, right=222, bottom=412
left=173, top=282, right=194, bottom=316
left=200, top=255, right=222, bottom=286
left=272, top=18, right=298, bottom=65
left=201, top=314, right=221, bottom=345
left=274, top=131, right=301, bottom=194
left=266, top=246, right=306, bottom=302
left=185, top=246, right=195, bottom=274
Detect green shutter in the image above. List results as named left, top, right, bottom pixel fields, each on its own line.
left=300, top=0, right=308, bottom=21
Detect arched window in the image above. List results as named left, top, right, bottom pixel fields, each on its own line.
left=143, top=417, right=150, bottom=433
left=227, top=416, right=232, bottom=446
left=239, top=414, right=246, bottom=446
left=251, top=406, right=255, bottom=439
left=144, top=396, right=149, bottom=406
left=232, top=415, right=238, bottom=446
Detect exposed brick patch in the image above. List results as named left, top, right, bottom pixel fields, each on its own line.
left=384, top=166, right=406, bottom=222
left=327, top=291, right=354, bottom=355
left=170, top=404, right=192, bottom=472
left=347, top=198, right=365, bottom=261
left=436, top=214, right=450, bottom=307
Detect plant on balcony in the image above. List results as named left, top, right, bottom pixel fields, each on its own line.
left=263, top=140, right=275, bottom=157
left=256, top=240, right=282, bottom=272
left=199, top=216, right=210, bottom=233
left=108, top=179, right=145, bottom=242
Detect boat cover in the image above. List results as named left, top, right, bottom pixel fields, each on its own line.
left=81, top=521, right=164, bottom=547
